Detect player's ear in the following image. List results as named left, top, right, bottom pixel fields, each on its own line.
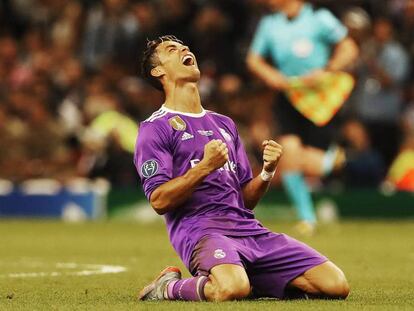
left=151, top=66, right=165, bottom=78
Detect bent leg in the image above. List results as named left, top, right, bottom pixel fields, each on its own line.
left=278, top=135, right=304, bottom=172
left=165, top=264, right=250, bottom=302
left=302, top=146, right=346, bottom=177
left=279, top=135, right=345, bottom=178
left=301, top=146, right=328, bottom=176
left=163, top=264, right=250, bottom=302
left=168, top=234, right=251, bottom=302
left=288, top=261, right=350, bottom=299
left=279, top=135, right=317, bottom=226
left=248, top=233, right=328, bottom=299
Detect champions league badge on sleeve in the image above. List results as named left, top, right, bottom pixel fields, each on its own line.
left=141, top=159, right=159, bottom=178
left=168, top=116, right=187, bottom=131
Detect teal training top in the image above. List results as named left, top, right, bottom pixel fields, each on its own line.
left=250, top=3, right=347, bottom=77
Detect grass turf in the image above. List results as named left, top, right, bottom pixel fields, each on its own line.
left=1, top=220, right=413, bottom=310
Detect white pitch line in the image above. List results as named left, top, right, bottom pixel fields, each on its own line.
left=0, top=263, right=127, bottom=279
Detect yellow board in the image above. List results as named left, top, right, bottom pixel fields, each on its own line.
left=387, top=150, right=414, bottom=191
left=286, top=72, right=355, bottom=127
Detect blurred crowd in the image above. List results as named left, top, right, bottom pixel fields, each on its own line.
left=0, top=0, right=413, bottom=190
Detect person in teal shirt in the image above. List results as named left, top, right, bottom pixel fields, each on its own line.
left=247, top=0, right=358, bottom=235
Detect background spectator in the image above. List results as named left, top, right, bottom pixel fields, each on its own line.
left=0, top=0, right=412, bottom=192
left=352, top=17, right=410, bottom=165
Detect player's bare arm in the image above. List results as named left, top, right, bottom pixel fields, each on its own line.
left=300, top=37, right=358, bottom=87
left=246, top=53, right=289, bottom=91
left=326, top=37, right=359, bottom=72
left=242, top=140, right=283, bottom=210
left=150, top=139, right=228, bottom=214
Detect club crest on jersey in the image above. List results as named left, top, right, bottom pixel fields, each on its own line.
left=141, top=159, right=159, bottom=178
left=169, top=116, right=186, bottom=131
left=219, top=128, right=232, bottom=141
left=214, top=249, right=226, bottom=259
left=197, top=130, right=213, bottom=136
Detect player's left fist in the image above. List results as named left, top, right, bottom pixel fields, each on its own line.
left=262, top=140, right=283, bottom=173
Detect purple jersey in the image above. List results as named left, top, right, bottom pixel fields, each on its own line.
left=134, top=105, right=269, bottom=267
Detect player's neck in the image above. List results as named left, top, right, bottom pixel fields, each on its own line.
left=164, top=82, right=203, bottom=114
left=282, top=0, right=304, bottom=19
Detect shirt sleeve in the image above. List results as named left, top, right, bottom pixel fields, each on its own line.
left=316, top=9, right=347, bottom=44
left=250, top=17, right=271, bottom=57
left=234, top=128, right=253, bottom=187
left=134, top=122, right=173, bottom=201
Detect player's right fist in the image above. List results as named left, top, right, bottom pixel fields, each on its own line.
left=200, top=139, right=229, bottom=172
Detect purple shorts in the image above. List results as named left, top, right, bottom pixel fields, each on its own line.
left=189, top=232, right=327, bottom=299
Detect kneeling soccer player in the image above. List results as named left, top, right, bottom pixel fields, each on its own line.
left=134, top=36, right=350, bottom=302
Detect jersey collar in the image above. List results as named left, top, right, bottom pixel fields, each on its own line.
left=161, top=104, right=206, bottom=118
left=280, top=3, right=311, bottom=22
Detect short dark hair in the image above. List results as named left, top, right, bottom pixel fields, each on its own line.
left=141, top=35, right=183, bottom=91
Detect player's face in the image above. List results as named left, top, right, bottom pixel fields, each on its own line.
left=154, top=41, right=200, bottom=85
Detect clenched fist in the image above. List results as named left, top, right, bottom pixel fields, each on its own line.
left=262, top=140, right=283, bottom=173
left=200, top=139, right=229, bottom=173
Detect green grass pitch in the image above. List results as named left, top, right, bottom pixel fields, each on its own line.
left=1, top=220, right=414, bottom=310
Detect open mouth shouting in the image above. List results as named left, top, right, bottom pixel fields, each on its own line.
left=181, top=53, right=195, bottom=66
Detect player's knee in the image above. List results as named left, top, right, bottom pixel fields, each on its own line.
left=214, top=277, right=250, bottom=301
left=335, top=277, right=350, bottom=299
left=234, top=279, right=251, bottom=299
left=216, top=283, right=250, bottom=301
left=324, top=272, right=350, bottom=299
